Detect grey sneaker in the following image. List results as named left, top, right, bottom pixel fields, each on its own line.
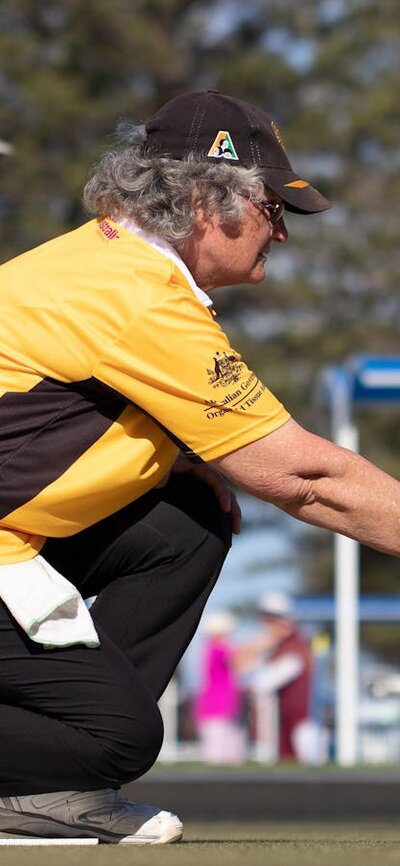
left=0, top=788, right=183, bottom=844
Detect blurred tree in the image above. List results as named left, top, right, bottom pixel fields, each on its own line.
left=0, top=0, right=215, bottom=254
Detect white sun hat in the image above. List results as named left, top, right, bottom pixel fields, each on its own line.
left=257, top=591, right=294, bottom=619
left=202, top=610, right=236, bottom=636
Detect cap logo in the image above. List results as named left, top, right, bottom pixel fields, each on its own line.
left=271, top=121, right=286, bottom=152
left=207, top=131, right=239, bottom=160
left=284, top=180, right=310, bottom=189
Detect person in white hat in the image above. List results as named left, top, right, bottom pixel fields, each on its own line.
left=243, top=593, right=318, bottom=763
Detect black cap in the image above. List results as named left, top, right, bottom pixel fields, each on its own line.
left=144, top=90, right=331, bottom=215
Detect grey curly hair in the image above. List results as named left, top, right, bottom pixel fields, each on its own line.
left=83, top=122, right=266, bottom=250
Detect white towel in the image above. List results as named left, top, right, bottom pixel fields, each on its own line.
left=0, top=555, right=100, bottom=648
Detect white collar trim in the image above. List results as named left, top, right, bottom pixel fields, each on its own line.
left=115, top=216, right=213, bottom=308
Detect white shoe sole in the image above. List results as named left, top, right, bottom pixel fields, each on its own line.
left=0, top=808, right=183, bottom=845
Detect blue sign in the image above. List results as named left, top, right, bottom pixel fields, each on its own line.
left=349, top=355, right=400, bottom=404
left=292, top=595, right=400, bottom=623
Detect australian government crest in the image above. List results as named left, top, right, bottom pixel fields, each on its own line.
left=207, top=351, right=243, bottom=388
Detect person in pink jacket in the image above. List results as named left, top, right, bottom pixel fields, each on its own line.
left=194, top=611, right=245, bottom=763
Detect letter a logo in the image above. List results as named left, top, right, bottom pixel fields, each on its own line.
left=207, top=130, right=239, bottom=160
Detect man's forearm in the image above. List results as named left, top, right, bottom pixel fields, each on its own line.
left=282, top=449, right=400, bottom=555
left=213, top=419, right=400, bottom=557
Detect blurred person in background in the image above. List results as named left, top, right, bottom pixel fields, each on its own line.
left=193, top=610, right=245, bottom=764
left=242, top=592, right=321, bottom=763
left=0, top=90, right=399, bottom=844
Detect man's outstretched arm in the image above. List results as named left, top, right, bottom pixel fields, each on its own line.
left=212, top=418, right=400, bottom=557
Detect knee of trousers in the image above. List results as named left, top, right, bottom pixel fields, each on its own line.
left=96, top=700, right=164, bottom=786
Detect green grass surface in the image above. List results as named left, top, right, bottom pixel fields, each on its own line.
left=1, top=823, right=400, bottom=866
left=146, top=760, right=400, bottom=776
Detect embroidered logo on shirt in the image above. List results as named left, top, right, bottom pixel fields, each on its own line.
left=98, top=219, right=119, bottom=240
left=207, top=351, right=243, bottom=387
left=207, top=131, right=239, bottom=160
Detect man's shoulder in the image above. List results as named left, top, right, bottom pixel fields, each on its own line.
left=0, top=219, right=99, bottom=272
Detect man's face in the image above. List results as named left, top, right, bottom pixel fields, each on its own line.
left=263, top=614, right=294, bottom=642
left=185, top=189, right=288, bottom=291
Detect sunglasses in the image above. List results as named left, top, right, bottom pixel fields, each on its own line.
left=239, top=193, right=285, bottom=224
left=257, top=198, right=285, bottom=224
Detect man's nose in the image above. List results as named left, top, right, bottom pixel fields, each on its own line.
left=271, top=218, right=288, bottom=243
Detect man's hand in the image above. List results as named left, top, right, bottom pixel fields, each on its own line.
left=158, top=454, right=241, bottom=534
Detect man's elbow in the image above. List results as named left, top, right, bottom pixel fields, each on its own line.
left=212, top=421, right=325, bottom=513
left=259, top=473, right=317, bottom=514
left=215, top=456, right=317, bottom=513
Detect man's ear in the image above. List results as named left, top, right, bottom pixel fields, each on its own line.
left=192, top=197, right=209, bottom=232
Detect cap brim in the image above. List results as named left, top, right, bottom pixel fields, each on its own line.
left=263, top=167, right=331, bottom=214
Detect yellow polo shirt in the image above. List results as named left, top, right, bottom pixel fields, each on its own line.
left=0, top=217, right=290, bottom=562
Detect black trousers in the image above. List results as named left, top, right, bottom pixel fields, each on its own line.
left=0, top=475, right=231, bottom=795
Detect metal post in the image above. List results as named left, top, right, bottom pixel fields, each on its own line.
left=157, top=678, right=179, bottom=762
left=334, top=422, right=360, bottom=765
left=331, top=371, right=360, bottom=766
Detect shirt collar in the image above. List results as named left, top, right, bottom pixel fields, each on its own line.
left=114, top=216, right=213, bottom=308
